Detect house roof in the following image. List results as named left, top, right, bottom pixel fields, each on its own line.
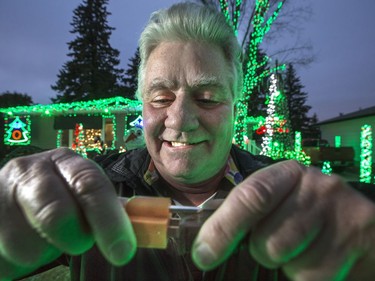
left=0, top=96, right=142, bottom=117
left=317, top=105, right=375, bottom=125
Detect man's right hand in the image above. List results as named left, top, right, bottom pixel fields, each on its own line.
left=0, top=148, right=136, bottom=280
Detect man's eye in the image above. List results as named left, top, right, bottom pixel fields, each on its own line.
left=151, top=98, right=173, bottom=107
left=197, top=99, right=220, bottom=105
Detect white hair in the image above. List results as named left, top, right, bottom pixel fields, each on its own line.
left=136, top=2, right=243, bottom=103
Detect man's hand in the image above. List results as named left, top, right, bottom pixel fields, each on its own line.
left=0, top=148, right=136, bottom=280
left=192, top=160, right=375, bottom=280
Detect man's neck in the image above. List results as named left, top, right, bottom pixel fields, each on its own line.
left=160, top=168, right=226, bottom=206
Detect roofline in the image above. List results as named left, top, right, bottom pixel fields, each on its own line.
left=0, top=96, right=142, bottom=117
left=317, top=105, right=375, bottom=125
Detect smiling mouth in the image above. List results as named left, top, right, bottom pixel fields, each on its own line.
left=171, top=141, right=188, bottom=147
left=168, top=141, right=202, bottom=147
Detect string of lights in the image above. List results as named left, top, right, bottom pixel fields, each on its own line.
left=360, top=124, right=372, bottom=183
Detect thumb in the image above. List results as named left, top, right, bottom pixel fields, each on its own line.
left=192, top=160, right=303, bottom=271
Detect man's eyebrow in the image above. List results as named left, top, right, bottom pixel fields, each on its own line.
left=145, top=76, right=224, bottom=94
left=146, top=78, right=177, bottom=93
left=188, top=75, right=223, bottom=89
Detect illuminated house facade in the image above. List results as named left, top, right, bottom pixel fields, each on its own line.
left=317, top=105, right=375, bottom=165
left=0, top=97, right=142, bottom=153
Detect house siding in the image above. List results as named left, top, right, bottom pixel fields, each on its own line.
left=319, top=115, right=375, bottom=165
left=30, top=116, right=56, bottom=150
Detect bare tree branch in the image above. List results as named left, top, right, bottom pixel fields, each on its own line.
left=195, top=0, right=314, bottom=67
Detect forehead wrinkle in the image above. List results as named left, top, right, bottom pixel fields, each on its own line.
left=146, top=75, right=224, bottom=94
left=145, top=77, right=177, bottom=94
left=185, top=75, right=229, bottom=97
left=187, top=75, right=221, bottom=89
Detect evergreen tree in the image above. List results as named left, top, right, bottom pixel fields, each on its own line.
left=305, top=112, right=321, bottom=139
left=283, top=63, right=311, bottom=137
left=51, top=0, right=126, bottom=103
left=122, top=48, right=140, bottom=99
left=0, top=91, right=34, bottom=108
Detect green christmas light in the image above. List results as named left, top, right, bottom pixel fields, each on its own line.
left=295, top=131, right=302, bottom=153
left=335, top=135, right=341, bottom=148
left=0, top=96, right=142, bottom=117
left=56, top=129, right=63, bottom=148
left=321, top=161, right=332, bottom=175
left=231, top=0, right=285, bottom=148
left=1, top=97, right=142, bottom=152
left=293, top=131, right=311, bottom=166
left=219, top=0, right=230, bottom=25
left=260, top=75, right=310, bottom=166
left=218, top=0, right=242, bottom=35
left=360, top=124, right=372, bottom=183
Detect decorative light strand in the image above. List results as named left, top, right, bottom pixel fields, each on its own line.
left=0, top=96, right=142, bottom=117
left=218, top=0, right=242, bottom=36
left=359, top=124, right=372, bottom=183
left=259, top=74, right=310, bottom=165
left=1, top=97, right=142, bottom=153
left=233, top=0, right=285, bottom=148
left=321, top=161, right=332, bottom=176
left=260, top=73, right=277, bottom=157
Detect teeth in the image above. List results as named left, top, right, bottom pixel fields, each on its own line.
left=171, top=142, right=189, bottom=147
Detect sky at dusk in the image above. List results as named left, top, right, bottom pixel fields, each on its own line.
left=1, top=0, right=374, bottom=122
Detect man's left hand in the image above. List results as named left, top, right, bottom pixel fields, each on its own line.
left=192, top=160, right=375, bottom=281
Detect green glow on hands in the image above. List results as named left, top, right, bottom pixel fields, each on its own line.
left=332, top=252, right=361, bottom=281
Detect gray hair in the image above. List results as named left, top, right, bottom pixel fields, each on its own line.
left=136, top=1, right=243, bottom=103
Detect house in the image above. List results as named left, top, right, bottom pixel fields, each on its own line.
left=317, top=106, right=375, bottom=165
left=0, top=97, right=142, bottom=155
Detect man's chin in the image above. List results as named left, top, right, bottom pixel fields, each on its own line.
left=162, top=168, right=211, bottom=185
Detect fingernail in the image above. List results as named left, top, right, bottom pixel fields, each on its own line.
left=192, top=242, right=217, bottom=270
left=108, top=238, right=135, bottom=266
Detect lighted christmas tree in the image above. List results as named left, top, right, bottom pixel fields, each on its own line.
left=260, top=73, right=293, bottom=159
left=4, top=116, right=31, bottom=145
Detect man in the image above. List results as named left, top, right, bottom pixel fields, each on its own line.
left=1, top=2, right=375, bottom=281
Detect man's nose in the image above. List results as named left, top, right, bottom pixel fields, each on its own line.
left=165, top=98, right=199, bottom=132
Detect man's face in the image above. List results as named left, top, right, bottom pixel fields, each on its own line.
left=142, top=41, right=236, bottom=185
